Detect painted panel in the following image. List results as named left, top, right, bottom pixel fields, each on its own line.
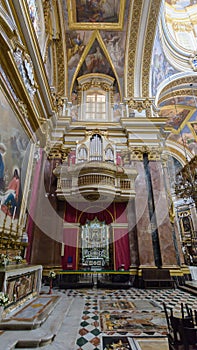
left=67, top=0, right=125, bottom=30
left=0, top=90, right=29, bottom=220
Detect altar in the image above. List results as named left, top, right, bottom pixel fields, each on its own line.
left=0, top=264, right=42, bottom=311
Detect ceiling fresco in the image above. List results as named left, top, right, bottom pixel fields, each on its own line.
left=26, top=0, right=197, bottom=156
left=67, top=0, right=126, bottom=29
left=151, top=30, right=178, bottom=97
left=159, top=95, right=197, bottom=154
left=64, top=0, right=129, bottom=110
left=75, top=0, right=120, bottom=23
left=165, top=0, right=197, bottom=9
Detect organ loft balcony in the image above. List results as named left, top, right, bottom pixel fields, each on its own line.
left=53, top=131, right=138, bottom=202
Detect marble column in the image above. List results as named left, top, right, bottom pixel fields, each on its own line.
left=127, top=199, right=139, bottom=267
left=134, top=160, right=155, bottom=267
left=149, top=160, right=177, bottom=267
left=143, top=154, right=162, bottom=267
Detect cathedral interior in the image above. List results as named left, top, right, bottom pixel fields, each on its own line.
left=0, top=0, right=197, bottom=349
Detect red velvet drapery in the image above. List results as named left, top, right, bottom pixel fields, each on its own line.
left=62, top=201, right=131, bottom=270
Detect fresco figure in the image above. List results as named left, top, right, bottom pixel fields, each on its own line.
left=85, top=46, right=106, bottom=73
left=0, top=169, right=20, bottom=217
left=67, top=32, right=85, bottom=68
left=76, top=0, right=119, bottom=23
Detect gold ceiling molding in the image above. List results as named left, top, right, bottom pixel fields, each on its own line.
left=142, top=0, right=162, bottom=97
left=127, top=0, right=143, bottom=97
left=56, top=33, right=65, bottom=96
left=172, top=22, right=193, bottom=32
left=158, top=76, right=197, bottom=96
left=158, top=88, right=197, bottom=105
left=43, top=0, right=51, bottom=36
left=79, top=80, right=111, bottom=92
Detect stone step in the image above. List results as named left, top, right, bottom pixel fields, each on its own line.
left=178, top=285, right=197, bottom=296
left=0, top=292, right=73, bottom=349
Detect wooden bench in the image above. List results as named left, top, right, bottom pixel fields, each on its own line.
left=142, top=268, right=175, bottom=289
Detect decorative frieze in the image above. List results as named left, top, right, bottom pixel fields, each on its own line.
left=172, top=22, right=193, bottom=32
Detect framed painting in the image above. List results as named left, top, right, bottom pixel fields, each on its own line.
left=67, top=0, right=126, bottom=30
left=0, top=89, right=31, bottom=223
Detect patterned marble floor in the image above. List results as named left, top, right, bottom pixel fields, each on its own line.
left=63, top=288, right=197, bottom=350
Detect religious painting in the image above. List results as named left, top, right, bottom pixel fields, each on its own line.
left=67, top=0, right=126, bottom=30
left=101, top=31, right=125, bottom=77
left=66, top=30, right=93, bottom=96
left=159, top=106, right=191, bottom=130
left=0, top=89, right=30, bottom=220
left=78, top=39, right=113, bottom=76
left=168, top=124, right=197, bottom=155
left=26, top=0, right=45, bottom=50
left=151, top=30, right=178, bottom=96
left=160, top=96, right=197, bottom=107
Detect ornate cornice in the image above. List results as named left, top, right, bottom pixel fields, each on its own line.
left=158, top=76, right=197, bottom=97
left=128, top=97, right=155, bottom=117
left=79, top=79, right=113, bottom=92
left=125, top=146, right=163, bottom=161
left=47, top=144, right=71, bottom=161
left=158, top=88, right=197, bottom=105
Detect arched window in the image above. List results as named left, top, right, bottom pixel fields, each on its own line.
left=77, top=74, right=114, bottom=122
left=86, top=90, right=106, bottom=120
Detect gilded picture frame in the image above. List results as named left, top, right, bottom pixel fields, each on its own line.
left=67, top=0, right=126, bottom=30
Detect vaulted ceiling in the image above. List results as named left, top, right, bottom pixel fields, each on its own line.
left=0, top=0, right=197, bottom=160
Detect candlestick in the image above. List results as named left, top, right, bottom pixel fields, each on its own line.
left=61, top=242, right=64, bottom=256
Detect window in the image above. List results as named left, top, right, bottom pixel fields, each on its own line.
left=86, top=92, right=106, bottom=120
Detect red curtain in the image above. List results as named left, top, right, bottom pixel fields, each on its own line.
left=61, top=227, right=78, bottom=270
left=114, top=228, right=131, bottom=270
left=64, top=201, right=127, bottom=224
left=63, top=201, right=130, bottom=270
